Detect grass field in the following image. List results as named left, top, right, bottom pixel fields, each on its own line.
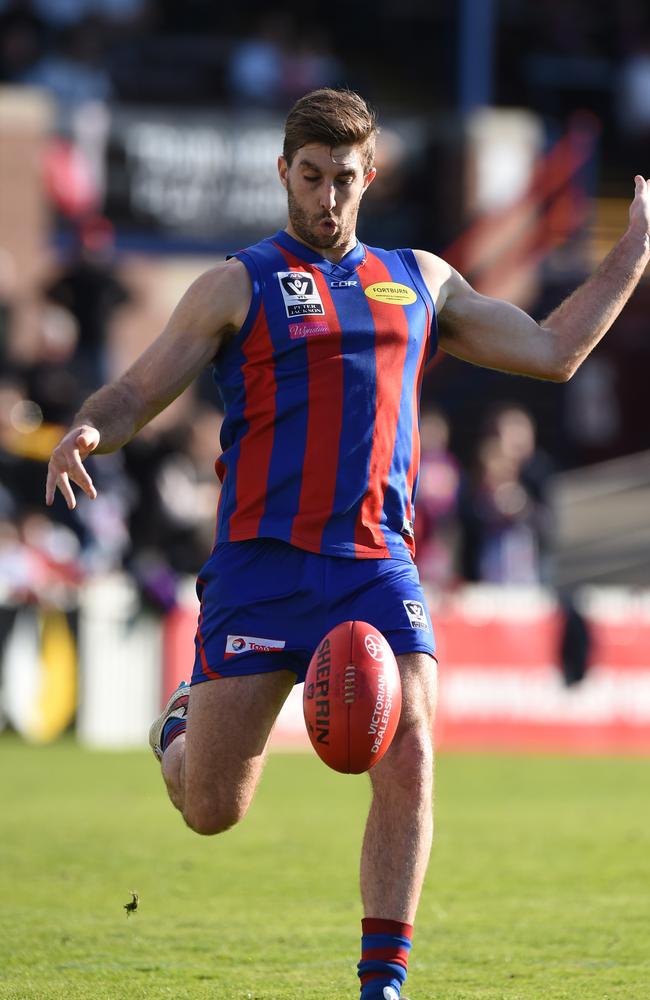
left=1, top=736, right=649, bottom=1000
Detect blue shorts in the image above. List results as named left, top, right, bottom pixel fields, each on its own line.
left=191, top=539, right=436, bottom=685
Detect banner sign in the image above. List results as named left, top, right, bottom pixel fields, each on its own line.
left=105, top=109, right=287, bottom=244
left=433, top=588, right=650, bottom=753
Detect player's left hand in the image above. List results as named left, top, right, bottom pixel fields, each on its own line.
left=628, top=176, right=650, bottom=245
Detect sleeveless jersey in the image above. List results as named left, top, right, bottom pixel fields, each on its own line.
left=212, top=229, right=437, bottom=562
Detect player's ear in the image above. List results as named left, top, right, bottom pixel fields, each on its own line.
left=361, top=167, right=377, bottom=195
left=278, top=155, right=289, bottom=190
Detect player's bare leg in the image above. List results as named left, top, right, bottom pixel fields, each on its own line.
left=160, top=670, right=296, bottom=835
left=357, top=651, right=437, bottom=998
left=361, top=652, right=437, bottom=920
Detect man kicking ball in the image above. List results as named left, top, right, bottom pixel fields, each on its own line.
left=47, top=88, right=650, bottom=998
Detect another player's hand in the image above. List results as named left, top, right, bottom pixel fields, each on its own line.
left=628, top=176, right=650, bottom=245
left=45, top=425, right=100, bottom=509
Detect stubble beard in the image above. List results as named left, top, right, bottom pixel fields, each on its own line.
left=286, top=183, right=358, bottom=251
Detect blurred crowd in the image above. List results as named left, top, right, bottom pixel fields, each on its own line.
left=415, top=402, right=554, bottom=590
left=0, top=216, right=224, bottom=607
left=0, top=2, right=345, bottom=115
left=1, top=0, right=649, bottom=153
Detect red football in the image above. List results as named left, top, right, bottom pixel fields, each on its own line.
left=303, top=621, right=402, bottom=774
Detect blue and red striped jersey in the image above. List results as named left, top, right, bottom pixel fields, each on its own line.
left=212, top=229, right=437, bottom=562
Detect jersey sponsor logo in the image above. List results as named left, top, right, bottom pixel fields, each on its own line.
left=225, top=634, right=286, bottom=658
left=288, top=321, right=331, bottom=339
left=364, top=281, right=417, bottom=305
left=403, top=600, right=429, bottom=630
left=330, top=279, right=358, bottom=288
left=277, top=270, right=325, bottom=317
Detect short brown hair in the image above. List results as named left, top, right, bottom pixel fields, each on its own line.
left=283, top=88, right=378, bottom=173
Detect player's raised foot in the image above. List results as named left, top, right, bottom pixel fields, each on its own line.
left=148, top=681, right=189, bottom=761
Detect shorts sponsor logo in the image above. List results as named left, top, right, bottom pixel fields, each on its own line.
left=364, top=282, right=417, bottom=305
left=364, top=633, right=385, bottom=661
left=277, top=270, right=325, bottom=317
left=403, top=600, right=429, bottom=630
left=288, top=321, right=330, bottom=339
left=225, top=634, right=286, bottom=658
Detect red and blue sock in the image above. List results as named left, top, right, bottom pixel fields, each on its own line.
left=357, top=917, right=413, bottom=999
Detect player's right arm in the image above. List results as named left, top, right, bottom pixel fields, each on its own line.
left=45, top=258, right=251, bottom=509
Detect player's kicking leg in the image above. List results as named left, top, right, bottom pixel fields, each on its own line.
left=152, top=670, right=295, bottom=834
left=357, top=651, right=438, bottom=1000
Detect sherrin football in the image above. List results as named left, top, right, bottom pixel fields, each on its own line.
left=303, top=620, right=402, bottom=774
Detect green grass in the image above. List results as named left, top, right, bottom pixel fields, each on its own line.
left=1, top=736, right=649, bottom=999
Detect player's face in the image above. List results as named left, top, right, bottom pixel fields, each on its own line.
left=279, top=144, right=376, bottom=256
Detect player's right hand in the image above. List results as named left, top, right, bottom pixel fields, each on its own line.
left=45, top=425, right=100, bottom=509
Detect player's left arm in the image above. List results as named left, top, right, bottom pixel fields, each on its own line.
left=416, top=175, right=650, bottom=382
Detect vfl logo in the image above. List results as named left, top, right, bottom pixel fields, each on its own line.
left=401, top=516, right=415, bottom=538
left=281, top=274, right=313, bottom=298
left=277, top=271, right=325, bottom=318
left=364, top=633, right=385, bottom=662
left=403, top=600, right=429, bottom=630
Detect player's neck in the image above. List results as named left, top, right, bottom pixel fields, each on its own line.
left=283, top=224, right=358, bottom=264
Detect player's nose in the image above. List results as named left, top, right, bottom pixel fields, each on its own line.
left=319, top=183, right=336, bottom=212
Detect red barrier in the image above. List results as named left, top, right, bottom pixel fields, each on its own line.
left=434, top=596, right=650, bottom=753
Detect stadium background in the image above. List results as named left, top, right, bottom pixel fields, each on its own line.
left=1, top=0, right=649, bottom=751
left=2, top=5, right=650, bottom=1000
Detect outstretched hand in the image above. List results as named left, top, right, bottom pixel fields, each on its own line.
left=45, top=425, right=100, bottom=509
left=629, top=176, right=650, bottom=243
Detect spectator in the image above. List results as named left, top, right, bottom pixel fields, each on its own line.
left=0, top=1, right=45, bottom=85
left=121, top=404, right=223, bottom=609
left=227, top=14, right=290, bottom=108
left=618, top=37, right=650, bottom=139
left=20, top=15, right=113, bottom=111
left=415, top=407, right=460, bottom=588
left=458, top=427, right=546, bottom=585
left=280, top=29, right=343, bottom=105
left=485, top=402, right=555, bottom=580
left=45, top=215, right=131, bottom=391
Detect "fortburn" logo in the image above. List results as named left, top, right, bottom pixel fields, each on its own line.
left=364, top=282, right=416, bottom=305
